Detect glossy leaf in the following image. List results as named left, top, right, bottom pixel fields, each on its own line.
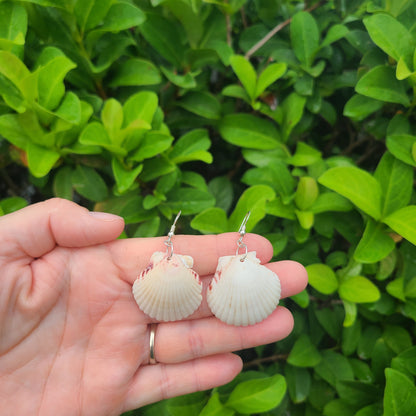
left=306, top=264, right=338, bottom=294
left=290, top=11, right=319, bottom=67
left=199, top=392, right=234, bottom=416
left=384, top=368, right=416, bottom=416
left=230, top=55, right=257, bottom=101
left=288, top=334, right=321, bottom=367
left=384, top=206, right=416, bottom=246
left=319, top=166, right=382, bottom=220
left=190, top=207, right=228, bottom=234
left=226, top=374, right=286, bottom=414
left=339, top=276, right=381, bottom=303
left=219, top=114, right=281, bottom=149
left=72, top=165, right=108, bottom=202
left=170, top=129, right=212, bottom=164
left=355, top=66, right=410, bottom=106
left=109, top=58, right=161, bottom=87
left=26, top=142, right=60, bottom=178
left=354, top=220, right=395, bottom=263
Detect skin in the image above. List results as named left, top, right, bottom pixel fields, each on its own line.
left=0, top=198, right=308, bottom=416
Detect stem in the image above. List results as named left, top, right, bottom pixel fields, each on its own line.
left=243, top=353, right=289, bottom=369
left=226, top=13, right=232, bottom=46
left=245, top=0, right=326, bottom=59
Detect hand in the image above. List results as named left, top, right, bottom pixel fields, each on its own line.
left=0, top=198, right=308, bottom=416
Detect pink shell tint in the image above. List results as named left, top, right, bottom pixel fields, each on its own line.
left=132, top=251, right=202, bottom=321
left=207, top=251, right=281, bottom=326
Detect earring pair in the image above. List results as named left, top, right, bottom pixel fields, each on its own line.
left=132, top=212, right=281, bottom=327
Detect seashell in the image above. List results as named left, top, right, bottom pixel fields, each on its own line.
left=207, top=251, right=281, bottom=326
left=132, top=251, right=202, bottom=321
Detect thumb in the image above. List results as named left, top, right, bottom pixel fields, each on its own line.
left=0, top=198, right=125, bottom=259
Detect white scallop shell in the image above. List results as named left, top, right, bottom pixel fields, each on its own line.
left=132, top=251, right=202, bottom=321
left=207, top=251, right=281, bottom=326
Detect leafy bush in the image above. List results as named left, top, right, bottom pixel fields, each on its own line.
left=1, top=0, right=416, bottom=414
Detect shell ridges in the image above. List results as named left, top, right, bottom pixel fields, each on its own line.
left=207, top=251, right=281, bottom=326
left=132, top=251, right=202, bottom=321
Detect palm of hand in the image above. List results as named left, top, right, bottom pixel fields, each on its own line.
left=0, top=199, right=308, bottom=416
left=2, top=243, right=147, bottom=416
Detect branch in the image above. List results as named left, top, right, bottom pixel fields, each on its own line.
left=245, top=0, right=326, bottom=59
left=243, top=353, right=288, bottom=369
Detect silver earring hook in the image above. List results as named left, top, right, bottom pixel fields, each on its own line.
left=236, top=211, right=251, bottom=261
left=165, top=211, right=181, bottom=259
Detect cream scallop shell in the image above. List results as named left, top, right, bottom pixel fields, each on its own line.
left=132, top=251, right=202, bottom=321
left=207, top=251, right=281, bottom=326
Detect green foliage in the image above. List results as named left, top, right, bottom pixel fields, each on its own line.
left=1, top=0, right=416, bottom=415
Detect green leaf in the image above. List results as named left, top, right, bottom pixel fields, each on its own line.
left=165, top=187, right=215, bottom=215
left=306, top=264, right=338, bottom=294
left=72, top=165, right=108, bottom=202
left=230, top=55, right=257, bottom=101
left=221, top=84, right=250, bottom=103
left=319, top=166, right=382, bottom=220
left=285, top=365, right=311, bottom=403
left=384, top=206, right=416, bottom=245
left=123, top=91, right=159, bottom=126
left=99, top=1, right=145, bottom=32
left=383, top=325, right=412, bottom=354
left=208, top=176, right=233, bottom=212
left=280, top=93, right=307, bottom=141
left=343, top=94, right=384, bottom=121
left=18, top=0, right=72, bottom=9
left=384, top=368, right=416, bottom=416
left=242, top=162, right=296, bottom=197
left=364, top=14, right=414, bottom=65
left=315, top=350, right=354, bottom=387
left=130, top=131, right=173, bottom=162
left=386, top=134, right=416, bottom=167
left=354, top=220, right=395, bottom=263
left=101, top=98, right=123, bottom=141
left=226, top=374, right=286, bottom=414
left=190, top=207, right=228, bottom=234
left=255, top=62, right=287, bottom=98
left=295, top=176, right=319, bottom=210
left=0, top=113, right=30, bottom=148
left=160, top=66, right=196, bottom=89
left=0, top=2, right=27, bottom=50
left=26, top=142, right=60, bottom=178
left=290, top=11, right=319, bottom=67
left=166, top=392, right=207, bottom=416
left=355, top=66, right=410, bottom=106
left=112, top=158, right=143, bottom=193
left=289, top=142, right=321, bottom=166
left=375, top=152, right=413, bottom=216
left=37, top=47, right=76, bottom=111
left=339, top=276, right=381, bottom=303
left=229, top=185, right=275, bottom=232
left=387, top=277, right=406, bottom=302
left=219, top=114, right=281, bottom=149
left=321, top=24, right=349, bottom=48
left=170, top=129, right=212, bottom=164
left=53, top=166, right=73, bottom=199
left=0, top=50, right=30, bottom=91
left=200, top=392, right=234, bottom=416
left=178, top=91, right=220, bottom=119
left=109, top=58, right=161, bottom=87
left=288, top=334, right=321, bottom=367
left=392, top=346, right=416, bottom=376
left=312, top=192, right=353, bottom=214
left=336, top=380, right=379, bottom=408
left=140, top=13, right=184, bottom=66
left=295, top=209, right=314, bottom=230
left=74, top=0, right=112, bottom=32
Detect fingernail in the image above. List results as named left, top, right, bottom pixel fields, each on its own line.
left=88, top=211, right=123, bottom=221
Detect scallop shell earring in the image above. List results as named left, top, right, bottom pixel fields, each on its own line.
left=132, top=212, right=202, bottom=321
left=207, top=212, right=281, bottom=326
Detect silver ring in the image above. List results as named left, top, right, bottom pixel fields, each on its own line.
left=149, top=323, right=157, bottom=364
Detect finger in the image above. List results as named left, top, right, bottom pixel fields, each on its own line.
left=0, top=198, right=124, bottom=259
left=268, top=260, right=308, bottom=298
left=124, top=353, right=242, bottom=410
left=111, top=233, right=274, bottom=282
left=151, top=306, right=293, bottom=364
